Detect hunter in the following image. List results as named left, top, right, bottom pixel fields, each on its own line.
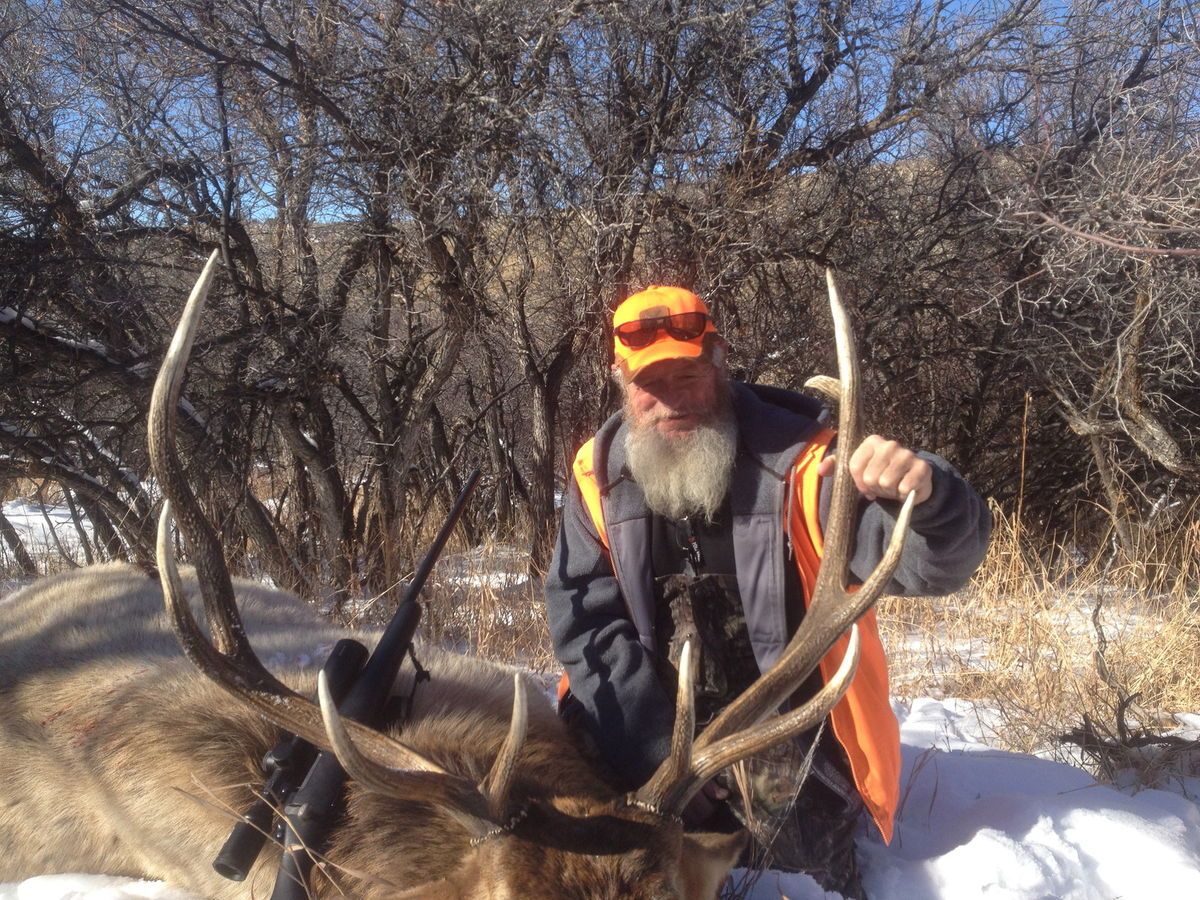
left=544, top=285, right=991, bottom=897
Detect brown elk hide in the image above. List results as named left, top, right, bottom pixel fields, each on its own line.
left=0, top=564, right=561, bottom=896
left=0, top=563, right=745, bottom=898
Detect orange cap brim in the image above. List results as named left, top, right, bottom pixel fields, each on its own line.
left=616, top=334, right=711, bottom=381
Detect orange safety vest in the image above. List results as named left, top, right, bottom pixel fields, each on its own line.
left=561, top=426, right=901, bottom=842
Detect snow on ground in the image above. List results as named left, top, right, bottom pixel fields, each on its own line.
left=721, top=697, right=1200, bottom=899
left=864, top=699, right=1200, bottom=899
left=0, top=876, right=195, bottom=900
left=438, top=543, right=531, bottom=593
left=1, top=499, right=91, bottom=570
left=5, top=695, right=1200, bottom=899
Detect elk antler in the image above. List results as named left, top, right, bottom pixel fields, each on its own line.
left=316, top=670, right=529, bottom=824
left=151, top=250, right=526, bottom=836
left=634, top=269, right=917, bottom=818
left=803, top=373, right=842, bottom=407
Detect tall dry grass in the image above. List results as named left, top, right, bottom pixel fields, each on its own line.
left=419, top=534, right=558, bottom=672
left=878, top=503, right=1200, bottom=771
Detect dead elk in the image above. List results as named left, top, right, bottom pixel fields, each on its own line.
left=0, top=564, right=628, bottom=897
left=0, top=255, right=912, bottom=898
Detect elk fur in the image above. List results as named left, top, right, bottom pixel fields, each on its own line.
left=0, top=563, right=743, bottom=898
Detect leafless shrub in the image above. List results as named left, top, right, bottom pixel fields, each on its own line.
left=3, top=0, right=1197, bottom=587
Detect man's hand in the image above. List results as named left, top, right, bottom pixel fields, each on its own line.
left=816, top=435, right=933, bottom=505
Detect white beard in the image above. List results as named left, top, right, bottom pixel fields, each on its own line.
left=624, top=410, right=738, bottom=523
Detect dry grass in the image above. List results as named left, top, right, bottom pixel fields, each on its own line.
left=878, top=503, right=1200, bottom=771
left=418, top=534, right=558, bottom=673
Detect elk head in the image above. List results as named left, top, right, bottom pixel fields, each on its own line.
left=147, top=252, right=913, bottom=898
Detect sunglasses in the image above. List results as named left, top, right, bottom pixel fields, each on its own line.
left=614, top=312, right=709, bottom=349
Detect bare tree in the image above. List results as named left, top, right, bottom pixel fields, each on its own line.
left=976, top=0, right=1200, bottom=550
left=4, top=0, right=1194, bottom=586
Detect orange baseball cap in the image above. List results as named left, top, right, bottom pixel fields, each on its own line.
left=612, top=285, right=721, bottom=381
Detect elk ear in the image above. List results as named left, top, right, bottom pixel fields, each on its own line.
left=679, top=829, right=747, bottom=899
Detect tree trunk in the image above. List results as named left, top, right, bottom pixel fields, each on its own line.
left=0, top=509, right=37, bottom=576
left=527, top=379, right=557, bottom=573
left=276, top=407, right=352, bottom=609
left=1088, top=434, right=1138, bottom=567
left=479, top=363, right=514, bottom=535
left=78, top=495, right=124, bottom=560
left=63, top=489, right=95, bottom=566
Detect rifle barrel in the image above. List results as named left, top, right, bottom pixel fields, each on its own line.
left=266, top=469, right=482, bottom=899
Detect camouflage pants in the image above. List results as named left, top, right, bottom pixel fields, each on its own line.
left=720, top=734, right=866, bottom=899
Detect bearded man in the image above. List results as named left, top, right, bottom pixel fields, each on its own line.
left=544, top=285, right=991, bottom=896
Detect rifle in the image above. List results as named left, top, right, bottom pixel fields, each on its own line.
left=213, top=469, right=481, bottom=898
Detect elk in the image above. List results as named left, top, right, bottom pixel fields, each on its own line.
left=0, top=256, right=913, bottom=898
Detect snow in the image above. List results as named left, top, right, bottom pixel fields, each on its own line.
left=437, top=545, right=530, bottom=591
left=726, top=697, right=1200, bottom=898
left=5, top=694, right=1199, bottom=899
left=0, top=306, right=37, bottom=329
left=860, top=699, right=1200, bottom=899
left=1, top=498, right=92, bottom=569
left=0, top=306, right=123, bottom=365
left=0, top=876, right=195, bottom=900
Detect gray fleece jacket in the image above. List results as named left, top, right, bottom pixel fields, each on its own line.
left=544, top=382, right=991, bottom=789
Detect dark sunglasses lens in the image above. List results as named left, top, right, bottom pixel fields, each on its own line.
left=616, top=320, right=663, bottom=348
left=616, top=312, right=707, bottom=348
left=664, top=312, right=707, bottom=340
